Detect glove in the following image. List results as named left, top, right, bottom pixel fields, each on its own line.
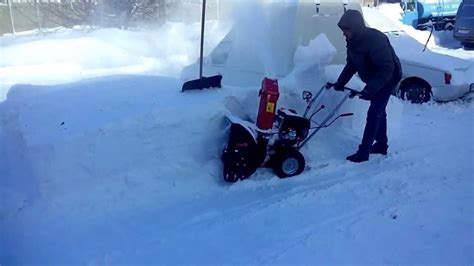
left=325, top=82, right=334, bottom=89
left=325, top=82, right=344, bottom=91
left=349, top=91, right=358, bottom=99
left=333, top=82, right=345, bottom=92
left=359, top=89, right=371, bottom=101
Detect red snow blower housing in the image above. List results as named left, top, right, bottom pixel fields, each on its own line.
left=222, top=79, right=360, bottom=182
left=256, top=78, right=280, bottom=130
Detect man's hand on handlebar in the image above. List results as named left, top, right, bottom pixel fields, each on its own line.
left=358, top=89, right=371, bottom=101
left=349, top=91, right=359, bottom=98
left=326, top=82, right=344, bottom=91
left=326, top=82, right=371, bottom=101
left=333, top=82, right=345, bottom=91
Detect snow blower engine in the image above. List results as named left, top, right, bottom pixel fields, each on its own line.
left=222, top=78, right=359, bottom=182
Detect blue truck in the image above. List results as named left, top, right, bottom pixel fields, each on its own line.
left=401, top=0, right=462, bottom=30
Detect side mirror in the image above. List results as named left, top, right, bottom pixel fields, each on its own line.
left=302, top=91, right=312, bottom=101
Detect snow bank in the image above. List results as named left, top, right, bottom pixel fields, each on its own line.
left=280, top=34, right=337, bottom=91
left=0, top=73, right=367, bottom=218
left=0, top=76, right=230, bottom=217
left=0, top=22, right=230, bottom=101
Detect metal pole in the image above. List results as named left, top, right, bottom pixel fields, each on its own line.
left=199, top=0, right=206, bottom=79
left=216, top=0, right=220, bottom=21
left=7, top=0, right=16, bottom=34
left=35, top=0, right=42, bottom=32
left=101, top=0, right=105, bottom=27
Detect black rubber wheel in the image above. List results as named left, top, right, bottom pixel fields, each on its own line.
left=399, top=82, right=431, bottom=104
left=272, top=149, right=305, bottom=178
left=444, top=23, right=454, bottom=31
left=462, top=42, right=474, bottom=50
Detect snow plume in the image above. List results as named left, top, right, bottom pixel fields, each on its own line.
left=230, top=0, right=277, bottom=78
left=229, top=1, right=299, bottom=78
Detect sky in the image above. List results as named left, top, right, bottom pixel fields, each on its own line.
left=0, top=2, right=473, bottom=265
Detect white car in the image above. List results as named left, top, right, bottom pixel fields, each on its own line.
left=362, top=7, right=474, bottom=103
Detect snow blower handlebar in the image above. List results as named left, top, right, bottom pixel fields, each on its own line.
left=325, top=82, right=361, bottom=98
left=310, top=112, right=354, bottom=129
left=302, top=82, right=358, bottom=121
left=302, top=84, right=326, bottom=117
left=298, top=82, right=358, bottom=149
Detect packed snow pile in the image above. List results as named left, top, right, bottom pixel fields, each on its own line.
left=0, top=32, right=371, bottom=218
left=0, top=22, right=230, bottom=100
left=281, top=34, right=337, bottom=90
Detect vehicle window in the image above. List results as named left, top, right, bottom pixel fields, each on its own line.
left=401, top=0, right=417, bottom=11
left=459, top=5, right=474, bottom=18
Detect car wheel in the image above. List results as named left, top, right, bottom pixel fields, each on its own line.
left=399, top=82, right=431, bottom=104
left=462, top=42, right=474, bottom=50
left=272, top=149, right=305, bottom=178
left=444, top=23, right=454, bottom=31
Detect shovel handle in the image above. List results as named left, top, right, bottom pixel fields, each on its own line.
left=199, top=0, right=207, bottom=79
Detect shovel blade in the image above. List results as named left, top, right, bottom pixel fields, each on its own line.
left=181, top=75, right=223, bottom=92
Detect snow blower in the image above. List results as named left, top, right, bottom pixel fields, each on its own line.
left=221, top=79, right=360, bottom=182
left=181, top=0, right=222, bottom=92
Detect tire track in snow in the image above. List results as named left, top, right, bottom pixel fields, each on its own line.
left=178, top=167, right=352, bottom=230
left=179, top=157, right=406, bottom=231
left=255, top=205, right=377, bottom=265
left=173, top=151, right=453, bottom=261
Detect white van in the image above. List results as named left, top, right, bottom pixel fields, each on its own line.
left=453, top=0, right=474, bottom=49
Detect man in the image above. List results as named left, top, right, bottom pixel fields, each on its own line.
left=333, top=9, right=402, bottom=163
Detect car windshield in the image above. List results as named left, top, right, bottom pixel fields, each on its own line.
left=459, top=5, right=474, bottom=17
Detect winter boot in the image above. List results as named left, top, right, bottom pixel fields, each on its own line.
left=346, top=151, right=369, bottom=163
left=370, top=142, right=388, bottom=155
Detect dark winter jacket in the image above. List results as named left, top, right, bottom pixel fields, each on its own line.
left=336, top=10, right=402, bottom=97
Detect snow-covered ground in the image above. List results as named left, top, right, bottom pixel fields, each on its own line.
left=1, top=3, right=473, bottom=265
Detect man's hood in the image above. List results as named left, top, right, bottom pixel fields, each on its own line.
left=338, top=9, right=366, bottom=35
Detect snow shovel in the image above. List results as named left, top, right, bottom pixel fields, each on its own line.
left=182, top=0, right=223, bottom=92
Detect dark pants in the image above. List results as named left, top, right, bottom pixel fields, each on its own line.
left=358, top=86, right=393, bottom=154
